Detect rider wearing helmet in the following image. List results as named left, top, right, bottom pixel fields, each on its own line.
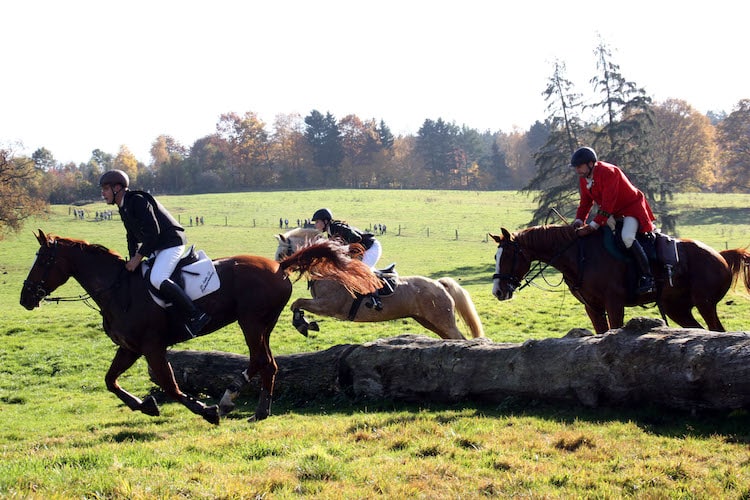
left=569, top=147, right=656, bottom=295
left=99, top=170, right=210, bottom=337
left=312, top=208, right=384, bottom=310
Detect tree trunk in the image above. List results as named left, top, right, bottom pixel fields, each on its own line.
left=163, top=318, right=750, bottom=412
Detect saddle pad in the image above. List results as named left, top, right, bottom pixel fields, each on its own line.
left=143, top=250, right=221, bottom=308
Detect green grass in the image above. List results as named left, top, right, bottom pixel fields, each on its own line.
left=1, top=189, right=749, bottom=498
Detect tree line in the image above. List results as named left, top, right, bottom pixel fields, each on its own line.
left=2, top=39, right=748, bottom=240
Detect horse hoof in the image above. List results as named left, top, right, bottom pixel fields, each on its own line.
left=203, top=405, right=221, bottom=425
left=247, top=412, right=269, bottom=423
left=141, top=395, right=160, bottom=417
left=218, top=401, right=235, bottom=416
left=309, top=321, right=319, bottom=331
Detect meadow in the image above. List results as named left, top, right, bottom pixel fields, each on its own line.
left=1, top=189, right=749, bottom=498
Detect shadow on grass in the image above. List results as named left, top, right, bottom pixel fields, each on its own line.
left=678, top=207, right=750, bottom=226
left=149, top=386, right=750, bottom=444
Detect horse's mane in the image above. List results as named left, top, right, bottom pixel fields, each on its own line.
left=515, top=224, right=576, bottom=249
left=282, top=227, right=322, bottom=241
left=47, top=234, right=123, bottom=259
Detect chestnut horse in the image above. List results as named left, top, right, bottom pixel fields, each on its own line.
left=275, top=227, right=484, bottom=339
left=490, top=225, right=750, bottom=334
left=20, top=230, right=379, bottom=424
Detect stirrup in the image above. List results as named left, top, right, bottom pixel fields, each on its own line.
left=637, top=276, right=655, bottom=295
left=366, top=297, right=383, bottom=311
left=186, top=312, right=211, bottom=337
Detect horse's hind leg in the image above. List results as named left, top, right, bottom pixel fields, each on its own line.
left=695, top=303, right=725, bottom=332
left=105, top=347, right=160, bottom=417
left=660, top=301, right=706, bottom=330
left=413, top=316, right=465, bottom=340
left=238, top=316, right=279, bottom=422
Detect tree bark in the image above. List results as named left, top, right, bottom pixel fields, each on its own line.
left=163, top=318, right=750, bottom=412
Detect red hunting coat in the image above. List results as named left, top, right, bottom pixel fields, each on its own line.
left=575, top=161, right=655, bottom=232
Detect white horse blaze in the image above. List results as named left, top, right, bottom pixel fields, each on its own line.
left=492, top=246, right=503, bottom=297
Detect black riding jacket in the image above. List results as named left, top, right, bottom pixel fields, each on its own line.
left=118, top=190, right=186, bottom=258
left=327, top=220, right=375, bottom=250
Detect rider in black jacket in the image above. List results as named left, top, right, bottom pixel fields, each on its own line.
left=99, top=170, right=210, bottom=337
left=312, top=208, right=383, bottom=310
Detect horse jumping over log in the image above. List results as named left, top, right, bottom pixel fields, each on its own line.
left=490, top=225, right=750, bottom=334
left=276, top=227, right=484, bottom=339
left=20, top=230, right=380, bottom=424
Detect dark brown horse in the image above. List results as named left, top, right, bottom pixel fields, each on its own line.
left=490, top=225, right=750, bottom=334
left=20, top=230, right=380, bottom=424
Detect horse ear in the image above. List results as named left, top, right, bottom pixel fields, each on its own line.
left=501, top=227, right=512, bottom=240
left=488, top=233, right=502, bottom=244
left=35, top=229, right=46, bottom=245
left=276, top=234, right=286, bottom=242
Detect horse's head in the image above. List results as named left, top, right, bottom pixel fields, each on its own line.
left=489, top=228, right=532, bottom=301
left=20, top=230, right=74, bottom=309
left=274, top=228, right=323, bottom=262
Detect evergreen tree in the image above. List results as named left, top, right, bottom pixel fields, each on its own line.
left=304, top=110, right=344, bottom=183
left=523, top=60, right=587, bottom=224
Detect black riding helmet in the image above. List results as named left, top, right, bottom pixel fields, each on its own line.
left=569, top=147, right=597, bottom=168
left=312, top=208, right=333, bottom=221
left=99, top=169, right=130, bottom=188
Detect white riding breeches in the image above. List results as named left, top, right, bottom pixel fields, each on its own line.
left=362, top=239, right=382, bottom=269
left=149, top=245, right=185, bottom=289
left=606, top=216, right=639, bottom=248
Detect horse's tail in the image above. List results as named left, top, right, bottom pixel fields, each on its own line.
left=438, top=277, right=485, bottom=338
left=720, top=248, right=750, bottom=292
left=279, top=240, right=381, bottom=295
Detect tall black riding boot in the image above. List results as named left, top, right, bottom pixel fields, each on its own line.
left=628, top=240, right=655, bottom=295
left=159, top=279, right=211, bottom=338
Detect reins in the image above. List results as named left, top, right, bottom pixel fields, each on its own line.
left=43, top=292, right=99, bottom=311
left=516, top=236, right=579, bottom=292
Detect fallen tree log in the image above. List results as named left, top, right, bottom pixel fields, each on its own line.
left=162, top=318, right=750, bottom=412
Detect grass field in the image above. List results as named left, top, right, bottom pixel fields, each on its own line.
left=1, top=189, right=749, bottom=498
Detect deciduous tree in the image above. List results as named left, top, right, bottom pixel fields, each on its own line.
left=0, top=146, right=47, bottom=239
left=716, top=99, right=750, bottom=191
left=649, top=99, right=716, bottom=194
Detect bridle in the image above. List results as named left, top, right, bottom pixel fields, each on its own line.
left=492, top=239, right=525, bottom=292
left=22, top=239, right=108, bottom=312
left=493, top=234, right=577, bottom=293
left=22, top=240, right=60, bottom=302
left=279, top=239, right=295, bottom=259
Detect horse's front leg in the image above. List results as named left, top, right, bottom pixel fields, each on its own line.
left=584, top=304, right=610, bottom=334
left=145, top=351, right=220, bottom=425
left=290, top=299, right=321, bottom=336
left=105, top=347, right=160, bottom=417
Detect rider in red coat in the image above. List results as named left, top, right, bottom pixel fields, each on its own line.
left=570, top=147, right=656, bottom=295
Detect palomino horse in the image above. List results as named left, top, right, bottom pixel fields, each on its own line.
left=490, top=225, right=750, bottom=334
left=20, top=230, right=380, bottom=424
left=275, top=227, right=484, bottom=339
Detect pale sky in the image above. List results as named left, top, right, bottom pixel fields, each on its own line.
left=3, top=1, right=748, bottom=165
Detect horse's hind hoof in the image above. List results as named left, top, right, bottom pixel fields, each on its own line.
left=308, top=321, right=319, bottom=331
left=141, top=395, right=160, bottom=417
left=203, top=405, right=221, bottom=425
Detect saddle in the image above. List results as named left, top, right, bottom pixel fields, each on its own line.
left=374, top=263, right=398, bottom=297
left=142, top=246, right=221, bottom=307
left=601, top=224, right=680, bottom=299
left=346, top=263, right=399, bottom=320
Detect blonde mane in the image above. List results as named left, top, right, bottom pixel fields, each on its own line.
left=281, top=227, right=322, bottom=241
